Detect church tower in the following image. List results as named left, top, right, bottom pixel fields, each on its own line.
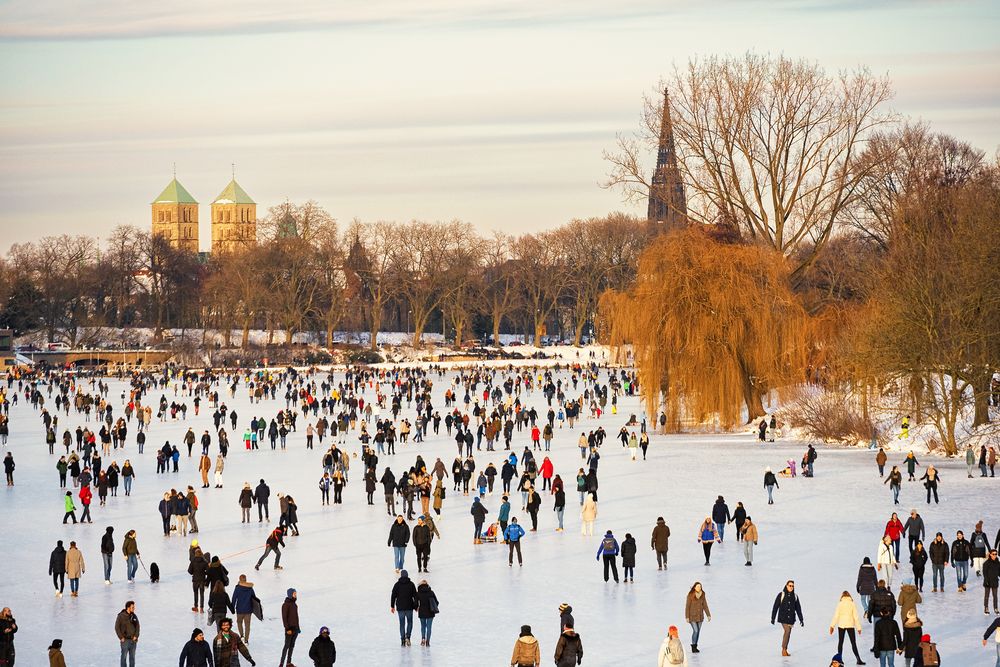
left=210, top=174, right=257, bottom=254
left=151, top=175, right=199, bottom=252
left=647, top=88, right=687, bottom=232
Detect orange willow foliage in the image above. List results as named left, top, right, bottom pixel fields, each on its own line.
left=600, top=229, right=810, bottom=429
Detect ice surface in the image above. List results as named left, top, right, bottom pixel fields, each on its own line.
left=1, top=368, right=997, bottom=666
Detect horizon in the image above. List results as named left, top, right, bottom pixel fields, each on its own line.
left=1, top=0, right=998, bottom=252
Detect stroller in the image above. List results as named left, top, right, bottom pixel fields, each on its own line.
left=481, top=522, right=501, bottom=544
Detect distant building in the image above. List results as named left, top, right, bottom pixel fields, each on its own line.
left=151, top=177, right=199, bottom=252
left=150, top=173, right=257, bottom=254
left=647, top=88, right=687, bottom=232
left=211, top=178, right=257, bottom=254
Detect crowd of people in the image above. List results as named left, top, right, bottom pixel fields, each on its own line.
left=0, top=360, right=998, bottom=666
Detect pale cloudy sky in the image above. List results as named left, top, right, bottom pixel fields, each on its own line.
left=0, top=0, right=997, bottom=251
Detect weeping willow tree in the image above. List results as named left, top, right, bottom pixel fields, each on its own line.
left=601, top=229, right=810, bottom=429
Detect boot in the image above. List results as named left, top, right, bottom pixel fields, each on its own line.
left=782, top=649, right=791, bottom=657
left=691, top=644, right=699, bottom=653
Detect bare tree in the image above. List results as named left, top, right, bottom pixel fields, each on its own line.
left=392, top=220, right=472, bottom=346
left=441, top=235, right=485, bottom=346
left=482, top=232, right=517, bottom=345
left=313, top=220, right=346, bottom=348
left=511, top=231, right=570, bottom=347
left=605, top=53, right=895, bottom=277
left=844, top=123, right=986, bottom=250
left=9, top=235, right=98, bottom=343
left=346, top=220, right=402, bottom=350
left=559, top=214, right=647, bottom=345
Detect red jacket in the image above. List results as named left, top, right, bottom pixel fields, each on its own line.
left=79, top=486, right=92, bottom=506
left=884, top=518, right=904, bottom=541
left=531, top=427, right=541, bottom=442
left=540, top=458, right=554, bottom=478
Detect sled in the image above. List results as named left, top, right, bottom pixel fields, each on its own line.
left=481, top=522, right=500, bottom=543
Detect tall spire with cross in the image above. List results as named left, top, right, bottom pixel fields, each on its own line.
left=647, top=88, right=687, bottom=232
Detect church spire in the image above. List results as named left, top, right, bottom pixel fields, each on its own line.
left=647, top=88, right=687, bottom=231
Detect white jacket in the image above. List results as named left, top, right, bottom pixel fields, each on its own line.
left=877, top=540, right=896, bottom=566
left=829, top=596, right=862, bottom=631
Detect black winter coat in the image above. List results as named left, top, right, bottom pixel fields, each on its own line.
left=49, top=545, right=67, bottom=575
left=868, top=587, right=896, bottom=622
left=856, top=564, right=877, bottom=595
left=308, top=634, right=336, bottom=667
left=910, top=548, right=928, bottom=575
left=388, top=521, right=410, bottom=547
left=770, top=591, right=803, bottom=625
left=412, top=524, right=431, bottom=548
left=902, top=624, right=923, bottom=659
left=390, top=576, right=417, bottom=611
left=188, top=557, right=208, bottom=586
left=554, top=631, right=584, bottom=667
left=416, top=583, right=439, bottom=619
left=470, top=502, right=488, bottom=523
left=205, top=562, right=229, bottom=589
left=620, top=537, right=637, bottom=567
left=928, top=540, right=949, bottom=566
left=208, top=590, right=234, bottom=616
left=951, top=538, right=971, bottom=562
left=871, top=616, right=901, bottom=652
left=711, top=501, right=731, bottom=524
left=178, top=638, right=214, bottom=667
left=984, top=557, right=1000, bottom=588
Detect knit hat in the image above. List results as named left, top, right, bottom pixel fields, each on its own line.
left=831, top=654, right=843, bottom=665
left=287, top=588, right=296, bottom=597
left=48, top=639, right=63, bottom=649
left=191, top=628, right=203, bottom=640
left=668, top=626, right=678, bottom=637
left=520, top=625, right=532, bottom=636
left=320, top=626, right=330, bottom=634
left=559, top=603, right=571, bottom=612
left=921, top=634, right=931, bottom=642
left=400, top=570, right=408, bottom=578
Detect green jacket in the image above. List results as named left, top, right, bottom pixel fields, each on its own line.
left=64, top=495, right=75, bottom=512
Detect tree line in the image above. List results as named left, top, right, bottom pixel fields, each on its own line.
left=0, top=205, right=648, bottom=352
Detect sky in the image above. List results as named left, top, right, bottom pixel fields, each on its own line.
left=0, top=0, right=998, bottom=252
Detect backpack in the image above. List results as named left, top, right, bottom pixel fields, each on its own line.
left=602, top=537, right=616, bottom=553
left=920, top=642, right=939, bottom=666
left=664, top=637, right=685, bottom=665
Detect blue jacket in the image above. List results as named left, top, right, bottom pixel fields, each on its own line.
left=231, top=582, right=255, bottom=614
left=597, top=535, right=620, bottom=558
left=498, top=502, right=511, bottom=522
left=504, top=523, right=525, bottom=542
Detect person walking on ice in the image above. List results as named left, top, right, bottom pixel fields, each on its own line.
left=596, top=530, right=620, bottom=583
left=771, top=580, right=804, bottom=657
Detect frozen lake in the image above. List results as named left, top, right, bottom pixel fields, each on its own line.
left=1, top=366, right=997, bottom=666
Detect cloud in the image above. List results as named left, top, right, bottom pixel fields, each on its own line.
left=0, top=0, right=931, bottom=41
left=0, top=0, right=669, bottom=40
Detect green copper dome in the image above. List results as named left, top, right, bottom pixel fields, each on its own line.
left=212, top=179, right=255, bottom=205
left=152, top=178, right=198, bottom=205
